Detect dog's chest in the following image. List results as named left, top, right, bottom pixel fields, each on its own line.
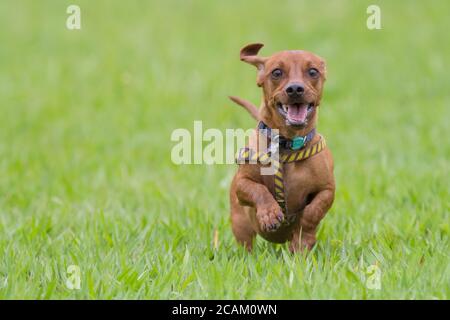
left=262, top=160, right=317, bottom=214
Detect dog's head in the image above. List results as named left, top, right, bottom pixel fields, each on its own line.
left=240, top=43, right=326, bottom=136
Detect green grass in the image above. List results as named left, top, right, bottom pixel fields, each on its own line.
left=0, top=0, right=449, bottom=299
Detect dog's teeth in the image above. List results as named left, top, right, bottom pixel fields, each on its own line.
left=282, top=105, right=288, bottom=112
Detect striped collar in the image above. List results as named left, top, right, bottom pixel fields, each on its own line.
left=236, top=136, right=326, bottom=165
left=257, top=121, right=316, bottom=151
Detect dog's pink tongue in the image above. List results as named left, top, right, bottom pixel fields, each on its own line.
left=287, top=104, right=308, bottom=122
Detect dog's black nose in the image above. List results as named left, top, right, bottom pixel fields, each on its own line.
left=285, top=84, right=304, bottom=97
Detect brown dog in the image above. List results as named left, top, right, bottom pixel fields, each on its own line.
left=229, top=43, right=335, bottom=253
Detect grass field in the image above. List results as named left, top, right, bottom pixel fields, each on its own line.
left=0, top=0, right=449, bottom=299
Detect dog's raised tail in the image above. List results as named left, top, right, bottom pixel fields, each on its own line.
left=228, top=96, right=260, bottom=121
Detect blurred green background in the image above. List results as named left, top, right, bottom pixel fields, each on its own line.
left=0, top=0, right=448, bottom=299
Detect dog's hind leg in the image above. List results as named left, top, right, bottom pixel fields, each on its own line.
left=231, top=207, right=256, bottom=251
left=230, top=192, right=256, bottom=251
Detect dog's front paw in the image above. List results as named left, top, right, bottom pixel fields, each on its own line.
left=256, top=202, right=284, bottom=232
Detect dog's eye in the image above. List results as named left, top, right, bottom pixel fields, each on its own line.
left=308, top=68, right=319, bottom=78
left=271, top=69, right=283, bottom=80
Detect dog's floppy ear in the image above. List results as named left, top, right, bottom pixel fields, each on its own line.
left=240, top=43, right=267, bottom=87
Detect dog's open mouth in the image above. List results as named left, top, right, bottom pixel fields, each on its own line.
left=277, top=102, right=315, bottom=126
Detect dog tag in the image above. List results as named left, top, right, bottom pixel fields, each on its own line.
left=291, top=136, right=305, bottom=150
